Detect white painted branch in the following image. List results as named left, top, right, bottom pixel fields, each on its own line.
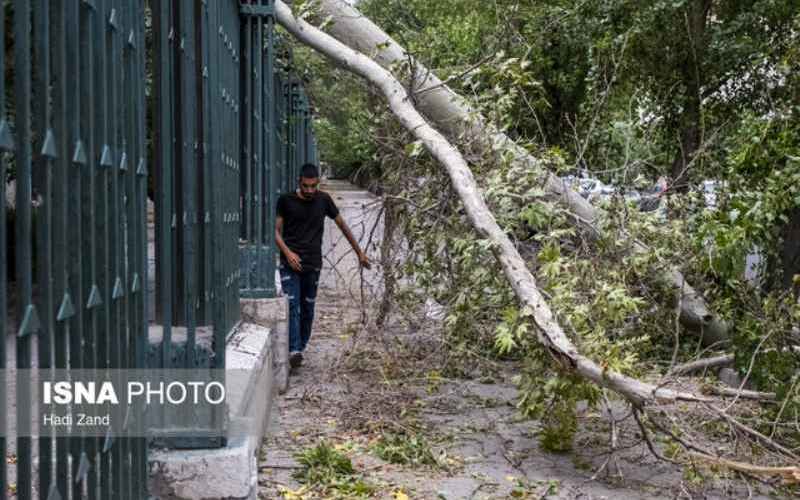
left=313, top=0, right=729, bottom=346
left=274, top=0, right=706, bottom=406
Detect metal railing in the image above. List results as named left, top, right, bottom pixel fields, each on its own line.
left=1, top=0, right=148, bottom=498
left=150, top=0, right=320, bottom=442
left=239, top=13, right=320, bottom=299
left=286, top=78, right=314, bottom=186
left=151, top=0, right=243, bottom=449
left=1, top=0, right=320, bottom=495
left=240, top=0, right=278, bottom=298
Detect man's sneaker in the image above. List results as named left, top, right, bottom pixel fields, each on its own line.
left=289, top=351, right=303, bottom=369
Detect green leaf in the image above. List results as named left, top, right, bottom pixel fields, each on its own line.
left=405, top=140, right=424, bottom=158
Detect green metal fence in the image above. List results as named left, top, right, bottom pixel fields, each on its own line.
left=151, top=0, right=243, bottom=449
left=239, top=21, right=320, bottom=299
left=151, top=0, right=321, bottom=437
left=240, top=0, right=278, bottom=298
left=1, top=0, right=148, bottom=498
left=1, top=0, right=319, bottom=496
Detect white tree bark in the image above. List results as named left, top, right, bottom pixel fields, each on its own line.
left=274, top=0, right=706, bottom=407
left=313, top=0, right=729, bottom=346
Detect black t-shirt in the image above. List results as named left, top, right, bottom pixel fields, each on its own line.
left=276, top=191, right=340, bottom=270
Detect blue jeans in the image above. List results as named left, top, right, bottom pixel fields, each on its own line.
left=279, top=263, right=321, bottom=353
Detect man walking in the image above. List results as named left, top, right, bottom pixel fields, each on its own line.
left=275, top=163, right=370, bottom=370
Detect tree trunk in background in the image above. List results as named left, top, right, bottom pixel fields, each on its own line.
left=315, top=0, right=730, bottom=346
left=670, top=86, right=702, bottom=186
left=376, top=197, right=398, bottom=327
left=768, top=206, right=800, bottom=292
left=669, top=0, right=712, bottom=186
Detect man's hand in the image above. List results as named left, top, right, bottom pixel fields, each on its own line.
left=286, top=250, right=303, bottom=272
left=275, top=216, right=303, bottom=271
left=335, top=214, right=372, bottom=270
left=358, top=251, right=371, bottom=270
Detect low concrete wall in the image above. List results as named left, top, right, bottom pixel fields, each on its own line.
left=148, top=297, right=288, bottom=499
left=242, top=297, right=289, bottom=394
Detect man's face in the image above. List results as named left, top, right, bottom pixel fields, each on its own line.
left=298, top=176, right=319, bottom=199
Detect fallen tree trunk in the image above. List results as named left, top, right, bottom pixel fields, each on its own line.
left=313, top=0, right=729, bottom=346
left=274, top=0, right=705, bottom=407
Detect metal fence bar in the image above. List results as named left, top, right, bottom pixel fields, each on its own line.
left=210, top=0, right=226, bottom=440
left=91, top=0, right=113, bottom=494
left=231, top=0, right=241, bottom=338
left=153, top=0, right=176, bottom=443
left=73, top=1, right=91, bottom=497
left=51, top=0, right=72, bottom=496
left=14, top=0, right=35, bottom=497
left=198, top=0, right=219, bottom=443
left=211, top=0, right=222, bottom=342
left=200, top=0, right=212, bottom=330
left=153, top=0, right=174, bottom=377
left=298, top=89, right=306, bottom=167
left=242, top=2, right=253, bottom=254
left=295, top=82, right=302, bottom=178
left=82, top=0, right=98, bottom=489
left=288, top=81, right=295, bottom=186
left=119, top=0, right=136, bottom=495
left=265, top=15, right=277, bottom=286
left=179, top=0, right=198, bottom=371
left=133, top=0, right=149, bottom=492
left=0, top=1, right=8, bottom=497
left=253, top=0, right=263, bottom=290
left=274, top=70, right=286, bottom=199
left=32, top=0, right=55, bottom=497
left=123, top=1, right=139, bottom=496
left=108, top=0, right=124, bottom=495
left=100, top=28, right=118, bottom=481
left=231, top=0, right=240, bottom=337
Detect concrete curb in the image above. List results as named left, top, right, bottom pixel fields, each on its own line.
left=242, top=297, right=289, bottom=394
left=148, top=297, right=288, bottom=499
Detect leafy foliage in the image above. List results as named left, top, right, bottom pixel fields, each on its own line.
left=372, top=430, right=439, bottom=468
left=697, top=113, right=800, bottom=284
left=288, top=44, right=377, bottom=179
left=293, top=441, right=376, bottom=498
left=291, top=0, right=800, bottom=455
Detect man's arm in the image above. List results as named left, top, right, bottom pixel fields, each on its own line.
left=275, top=216, right=303, bottom=271
left=334, top=214, right=371, bottom=269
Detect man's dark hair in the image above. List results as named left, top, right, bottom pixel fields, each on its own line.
left=300, top=163, right=319, bottom=179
